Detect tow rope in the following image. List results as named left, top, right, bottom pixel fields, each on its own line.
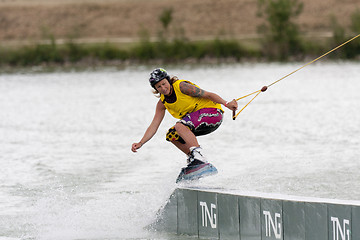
left=232, top=33, right=360, bottom=120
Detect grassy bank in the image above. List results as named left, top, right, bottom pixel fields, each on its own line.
left=1, top=0, right=359, bottom=68
left=0, top=38, right=253, bottom=67
left=0, top=36, right=359, bottom=68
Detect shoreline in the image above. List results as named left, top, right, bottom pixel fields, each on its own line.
left=1, top=56, right=358, bottom=75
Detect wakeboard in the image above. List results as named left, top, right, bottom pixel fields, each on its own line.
left=176, top=162, right=218, bottom=183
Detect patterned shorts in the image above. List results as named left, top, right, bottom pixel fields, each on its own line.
left=166, top=108, right=223, bottom=143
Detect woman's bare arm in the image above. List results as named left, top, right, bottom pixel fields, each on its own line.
left=131, top=100, right=166, bottom=152
left=179, top=81, right=238, bottom=111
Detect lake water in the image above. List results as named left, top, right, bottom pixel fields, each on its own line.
left=0, top=62, right=359, bottom=240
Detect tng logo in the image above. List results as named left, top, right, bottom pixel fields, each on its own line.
left=263, top=210, right=282, bottom=239
left=331, top=217, right=350, bottom=240
left=199, top=201, right=217, bottom=229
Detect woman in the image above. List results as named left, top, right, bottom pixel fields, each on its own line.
left=131, top=68, right=238, bottom=182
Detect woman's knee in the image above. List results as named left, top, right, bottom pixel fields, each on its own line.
left=166, top=126, right=185, bottom=144
left=174, top=122, right=189, bottom=132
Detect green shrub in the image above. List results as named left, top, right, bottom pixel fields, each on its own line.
left=350, top=9, right=360, bottom=33
left=2, top=42, right=63, bottom=66
left=89, top=43, right=128, bottom=60
left=257, top=0, right=304, bottom=60
left=329, top=12, right=360, bottom=59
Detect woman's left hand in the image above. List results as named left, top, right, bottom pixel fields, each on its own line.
left=225, top=99, right=238, bottom=111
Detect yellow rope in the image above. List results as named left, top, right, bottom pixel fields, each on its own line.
left=235, top=90, right=261, bottom=101
left=232, top=33, right=360, bottom=120
left=267, top=33, right=360, bottom=88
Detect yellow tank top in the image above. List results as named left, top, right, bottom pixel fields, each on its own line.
left=160, top=79, right=223, bottom=119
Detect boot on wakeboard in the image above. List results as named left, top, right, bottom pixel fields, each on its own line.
left=176, top=147, right=218, bottom=183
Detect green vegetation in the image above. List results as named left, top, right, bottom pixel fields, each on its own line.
left=158, top=7, right=173, bottom=40
left=0, top=38, right=255, bottom=67
left=257, top=0, right=304, bottom=60
left=0, top=5, right=359, bottom=67
left=328, top=9, right=360, bottom=59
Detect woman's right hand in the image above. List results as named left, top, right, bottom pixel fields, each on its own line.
left=131, top=142, right=143, bottom=152
left=131, top=100, right=166, bottom=153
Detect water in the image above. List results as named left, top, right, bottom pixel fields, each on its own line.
left=0, top=62, right=359, bottom=240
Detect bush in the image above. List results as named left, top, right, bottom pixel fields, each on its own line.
left=89, top=43, right=128, bottom=60
left=257, top=0, right=304, bottom=60
left=2, top=41, right=63, bottom=66
left=350, top=9, right=360, bottom=33
left=329, top=12, right=360, bottom=59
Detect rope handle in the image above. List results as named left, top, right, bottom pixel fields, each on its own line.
left=233, top=86, right=267, bottom=120
left=232, top=90, right=261, bottom=120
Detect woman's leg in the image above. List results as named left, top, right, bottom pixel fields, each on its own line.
left=166, top=125, right=193, bottom=155
left=168, top=122, right=199, bottom=155
left=166, top=108, right=223, bottom=155
left=174, top=122, right=199, bottom=148
left=170, top=139, right=192, bottom=155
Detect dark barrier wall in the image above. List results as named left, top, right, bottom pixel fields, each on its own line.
left=152, top=187, right=360, bottom=240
